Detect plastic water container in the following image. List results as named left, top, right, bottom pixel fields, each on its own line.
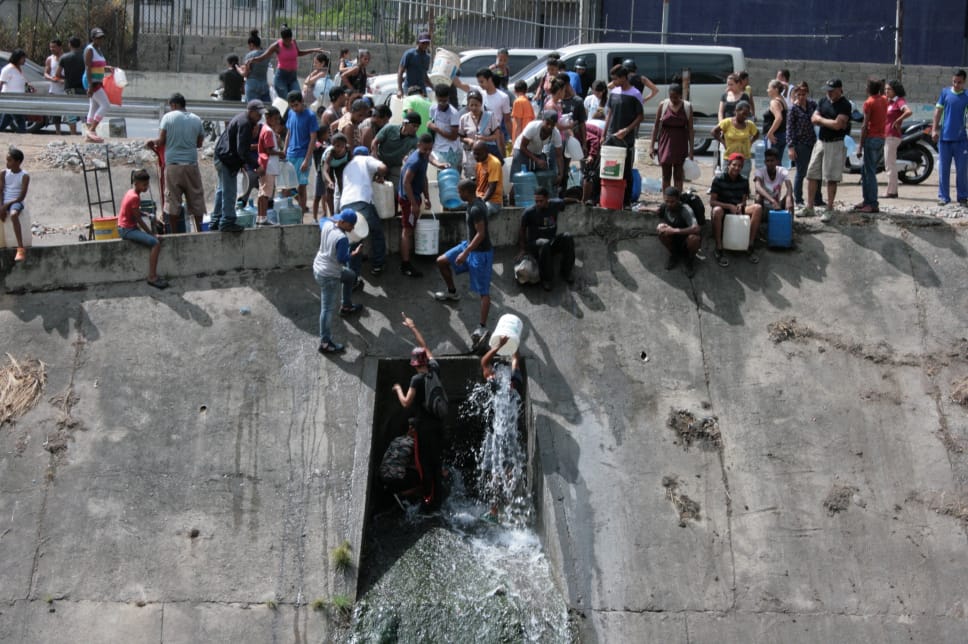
left=429, top=48, right=461, bottom=87
left=201, top=214, right=213, bottom=231
left=414, top=212, right=439, bottom=255
left=277, top=161, right=298, bottom=189
left=372, top=181, right=396, bottom=219
left=752, top=139, right=766, bottom=167
left=512, top=171, right=537, bottom=207
left=683, top=158, right=701, bottom=182
left=599, top=145, right=627, bottom=179
left=2, top=207, right=32, bottom=247
left=277, top=202, right=302, bottom=225
left=844, top=135, right=857, bottom=156
left=567, top=164, right=581, bottom=189
left=723, top=214, right=751, bottom=251
left=423, top=180, right=444, bottom=213
left=600, top=178, right=625, bottom=210
left=503, top=162, right=513, bottom=196
left=630, top=169, right=642, bottom=201
left=389, top=95, right=404, bottom=125
left=767, top=209, right=793, bottom=248
left=234, top=210, right=256, bottom=228
left=535, top=169, right=557, bottom=194
left=489, top=314, right=524, bottom=356
left=438, top=168, right=463, bottom=209
left=346, top=210, right=369, bottom=243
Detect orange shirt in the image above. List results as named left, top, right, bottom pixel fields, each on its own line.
left=863, top=94, right=888, bottom=140
left=476, top=154, right=503, bottom=205
left=511, top=95, right=535, bottom=142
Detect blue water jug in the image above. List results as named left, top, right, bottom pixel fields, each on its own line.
left=752, top=139, right=766, bottom=167
left=437, top=168, right=464, bottom=209
left=512, top=170, right=537, bottom=208
left=630, top=169, right=642, bottom=202
left=534, top=169, right=557, bottom=195
left=767, top=209, right=793, bottom=248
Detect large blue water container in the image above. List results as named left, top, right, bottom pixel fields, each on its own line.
left=753, top=139, right=766, bottom=167
left=437, top=168, right=464, bottom=209
left=534, top=169, right=557, bottom=195
left=767, top=209, right=793, bottom=248
left=630, top=169, right=642, bottom=202
left=512, top=170, right=537, bottom=208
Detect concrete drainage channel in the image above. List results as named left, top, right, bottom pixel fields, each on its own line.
left=345, top=356, right=574, bottom=642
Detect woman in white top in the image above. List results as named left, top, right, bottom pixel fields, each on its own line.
left=0, top=49, right=29, bottom=133
left=459, top=90, right=503, bottom=178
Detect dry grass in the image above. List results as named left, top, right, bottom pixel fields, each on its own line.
left=0, top=355, right=46, bottom=427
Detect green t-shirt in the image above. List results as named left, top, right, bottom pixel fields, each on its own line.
left=402, top=96, right=432, bottom=137
left=374, top=124, right=418, bottom=167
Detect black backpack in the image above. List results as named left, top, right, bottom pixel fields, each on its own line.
left=681, top=190, right=706, bottom=226
left=422, top=368, right=449, bottom=420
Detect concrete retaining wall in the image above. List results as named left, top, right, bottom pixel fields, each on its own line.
left=0, top=205, right=644, bottom=293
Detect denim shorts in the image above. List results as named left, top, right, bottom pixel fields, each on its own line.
left=287, top=155, right=311, bottom=185
left=444, top=240, right=494, bottom=296
left=118, top=226, right=159, bottom=247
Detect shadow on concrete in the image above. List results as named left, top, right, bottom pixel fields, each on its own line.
left=894, top=219, right=968, bottom=258
left=840, top=221, right=942, bottom=288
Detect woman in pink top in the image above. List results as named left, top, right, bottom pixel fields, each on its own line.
left=883, top=80, right=913, bottom=199
left=246, top=25, right=325, bottom=99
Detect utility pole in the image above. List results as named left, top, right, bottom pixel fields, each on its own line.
left=894, top=0, right=903, bottom=81
left=661, top=0, right=669, bottom=45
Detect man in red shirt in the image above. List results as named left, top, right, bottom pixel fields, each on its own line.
left=116, top=169, right=167, bottom=289
left=856, top=79, right=888, bottom=213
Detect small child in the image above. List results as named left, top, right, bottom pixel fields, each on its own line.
left=511, top=79, right=535, bottom=145
left=0, top=148, right=30, bottom=262
left=117, top=169, right=167, bottom=289
left=257, top=106, right=285, bottom=225
left=220, top=54, right=244, bottom=102
left=322, top=132, right=350, bottom=213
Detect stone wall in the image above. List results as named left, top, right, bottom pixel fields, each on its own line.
left=746, top=57, right=951, bottom=109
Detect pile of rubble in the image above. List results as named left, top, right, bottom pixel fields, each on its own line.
left=38, top=140, right=159, bottom=170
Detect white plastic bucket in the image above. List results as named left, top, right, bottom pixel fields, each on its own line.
left=372, top=181, right=396, bottom=219
left=489, top=314, right=524, bottom=355
left=502, top=161, right=512, bottom=196
left=723, top=214, right=751, bottom=251
left=599, top=145, right=627, bottom=179
left=414, top=213, right=439, bottom=255
left=564, top=135, right=583, bottom=163
left=1, top=207, right=31, bottom=248
left=429, top=48, right=461, bottom=87
left=347, top=210, right=370, bottom=243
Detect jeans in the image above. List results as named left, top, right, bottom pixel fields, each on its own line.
left=342, top=201, right=385, bottom=268
left=938, top=138, right=968, bottom=203
left=861, top=137, right=884, bottom=207
left=315, top=266, right=358, bottom=342
left=530, top=233, right=575, bottom=283
left=792, top=141, right=823, bottom=204
left=213, top=157, right=239, bottom=227
left=274, top=69, right=299, bottom=100
left=0, top=113, right=26, bottom=133
left=245, top=79, right=271, bottom=103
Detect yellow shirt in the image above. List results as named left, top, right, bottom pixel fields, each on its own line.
left=476, top=154, right=503, bottom=205
left=718, top=118, right=758, bottom=158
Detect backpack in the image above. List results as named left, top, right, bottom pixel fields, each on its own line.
left=681, top=190, right=706, bottom=226
left=422, top=368, right=449, bottom=420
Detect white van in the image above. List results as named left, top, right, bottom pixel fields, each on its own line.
left=511, top=43, right=745, bottom=147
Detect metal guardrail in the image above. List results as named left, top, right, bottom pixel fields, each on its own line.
left=0, top=94, right=247, bottom=122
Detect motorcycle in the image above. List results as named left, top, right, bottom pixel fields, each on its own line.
left=844, top=118, right=935, bottom=185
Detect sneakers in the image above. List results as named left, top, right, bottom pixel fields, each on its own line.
left=433, top=289, right=460, bottom=301
left=799, top=206, right=815, bottom=218
left=318, top=341, right=345, bottom=354
left=14, top=247, right=26, bottom=262
left=819, top=209, right=834, bottom=223
left=938, top=199, right=951, bottom=206
left=370, top=265, right=385, bottom=276
left=400, top=263, right=423, bottom=278
left=339, top=304, right=363, bottom=316
left=856, top=204, right=878, bottom=213
left=470, top=325, right=488, bottom=347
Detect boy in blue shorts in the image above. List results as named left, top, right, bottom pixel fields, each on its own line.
left=434, top=179, right=494, bottom=346
left=117, top=169, right=168, bottom=289
left=284, top=90, right=319, bottom=214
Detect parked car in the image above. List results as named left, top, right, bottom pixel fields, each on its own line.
left=369, top=47, right=551, bottom=107
left=0, top=50, right=53, bottom=133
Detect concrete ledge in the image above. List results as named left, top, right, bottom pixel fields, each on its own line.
left=0, top=205, right=650, bottom=293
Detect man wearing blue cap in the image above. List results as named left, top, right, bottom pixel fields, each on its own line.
left=313, top=208, right=364, bottom=354
left=340, top=146, right=389, bottom=275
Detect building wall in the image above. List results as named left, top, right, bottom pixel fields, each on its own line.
left=600, top=0, right=966, bottom=67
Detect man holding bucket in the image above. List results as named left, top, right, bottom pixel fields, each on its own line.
left=434, top=179, right=494, bottom=348
left=397, top=32, right=432, bottom=98
left=399, top=133, right=437, bottom=278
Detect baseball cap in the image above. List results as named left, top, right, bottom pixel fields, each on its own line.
left=410, top=347, right=429, bottom=367
left=352, top=145, right=370, bottom=156
left=246, top=99, right=265, bottom=112
left=727, top=152, right=745, bottom=163
left=824, top=78, right=843, bottom=90
left=418, top=32, right=431, bottom=43
left=334, top=208, right=358, bottom=225
left=90, top=28, right=105, bottom=39
left=404, top=112, right=422, bottom=125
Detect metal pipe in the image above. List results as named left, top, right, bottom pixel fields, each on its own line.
left=0, top=95, right=244, bottom=122
left=661, top=0, right=670, bottom=45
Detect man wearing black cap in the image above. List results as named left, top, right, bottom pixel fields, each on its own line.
left=212, top=99, right=264, bottom=231
left=147, top=93, right=206, bottom=233
left=397, top=33, right=432, bottom=98
left=804, top=78, right=851, bottom=222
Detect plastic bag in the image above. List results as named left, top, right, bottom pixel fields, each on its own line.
left=112, top=68, right=128, bottom=88
left=514, top=255, right=541, bottom=285
left=683, top=158, right=701, bottom=182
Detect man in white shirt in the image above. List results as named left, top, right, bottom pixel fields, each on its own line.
left=510, top=110, right=564, bottom=186
left=428, top=84, right=462, bottom=169
left=339, top=146, right=389, bottom=275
